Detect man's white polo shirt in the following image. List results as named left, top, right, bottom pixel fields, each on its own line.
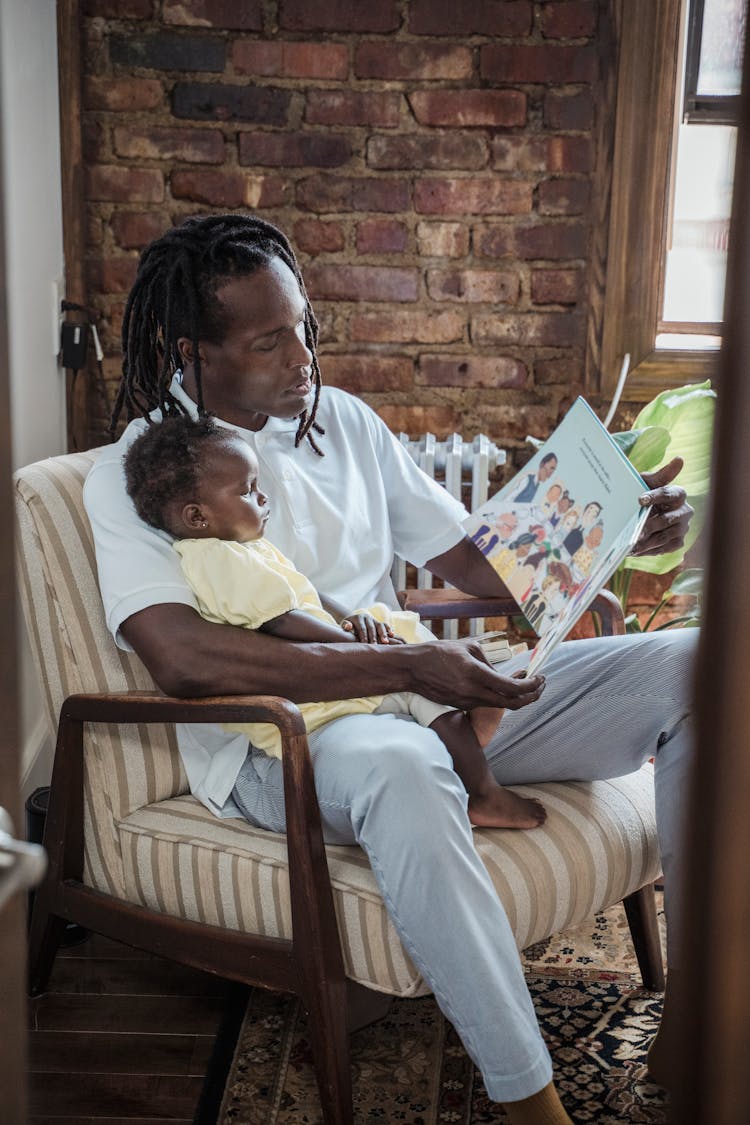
left=83, top=378, right=468, bottom=816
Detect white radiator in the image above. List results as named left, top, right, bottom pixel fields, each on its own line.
left=393, top=433, right=506, bottom=638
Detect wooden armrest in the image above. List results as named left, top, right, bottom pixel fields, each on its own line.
left=61, top=691, right=306, bottom=740
left=397, top=587, right=518, bottom=619
left=52, top=692, right=327, bottom=908
left=398, top=587, right=625, bottom=637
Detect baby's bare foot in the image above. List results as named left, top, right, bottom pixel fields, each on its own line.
left=469, top=706, right=505, bottom=748
left=468, top=784, right=547, bottom=830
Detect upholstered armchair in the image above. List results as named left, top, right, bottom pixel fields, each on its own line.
left=15, top=449, right=664, bottom=1125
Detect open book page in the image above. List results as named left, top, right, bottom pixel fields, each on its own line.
left=463, top=397, right=649, bottom=676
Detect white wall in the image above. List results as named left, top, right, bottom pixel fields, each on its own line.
left=1, top=0, right=67, bottom=796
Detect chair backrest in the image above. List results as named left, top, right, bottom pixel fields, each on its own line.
left=14, top=451, right=189, bottom=895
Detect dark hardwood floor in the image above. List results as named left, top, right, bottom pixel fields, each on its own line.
left=27, top=930, right=230, bottom=1123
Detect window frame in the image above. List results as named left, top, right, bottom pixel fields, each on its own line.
left=588, top=0, right=719, bottom=404
left=683, top=0, right=742, bottom=125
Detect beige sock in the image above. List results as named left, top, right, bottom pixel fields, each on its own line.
left=502, top=1080, right=574, bottom=1125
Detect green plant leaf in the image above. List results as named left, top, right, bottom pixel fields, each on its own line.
left=624, top=613, right=643, bottom=633
left=623, top=426, right=671, bottom=474
left=666, top=568, right=704, bottom=598
left=631, top=381, right=716, bottom=498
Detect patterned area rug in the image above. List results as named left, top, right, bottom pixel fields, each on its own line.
left=220, top=900, right=670, bottom=1124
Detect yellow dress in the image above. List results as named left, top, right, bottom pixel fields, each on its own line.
left=175, top=537, right=423, bottom=758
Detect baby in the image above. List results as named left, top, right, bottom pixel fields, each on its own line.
left=123, top=414, right=546, bottom=830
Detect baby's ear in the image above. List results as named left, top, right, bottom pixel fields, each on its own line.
left=182, top=502, right=208, bottom=533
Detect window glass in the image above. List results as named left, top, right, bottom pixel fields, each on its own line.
left=661, top=122, right=736, bottom=326
left=697, top=0, right=745, bottom=95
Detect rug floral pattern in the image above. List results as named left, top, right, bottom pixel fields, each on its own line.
left=221, top=899, right=670, bottom=1124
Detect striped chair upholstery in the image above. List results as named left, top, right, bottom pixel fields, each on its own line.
left=15, top=450, right=661, bottom=998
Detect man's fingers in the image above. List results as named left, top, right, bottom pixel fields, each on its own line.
left=640, top=456, right=684, bottom=492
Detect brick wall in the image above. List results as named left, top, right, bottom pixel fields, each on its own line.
left=82, top=0, right=606, bottom=470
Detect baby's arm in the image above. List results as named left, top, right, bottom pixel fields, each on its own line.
left=260, top=609, right=356, bottom=643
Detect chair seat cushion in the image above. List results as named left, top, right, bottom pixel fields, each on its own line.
left=116, top=764, right=659, bottom=997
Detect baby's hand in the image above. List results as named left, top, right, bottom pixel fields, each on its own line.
left=341, top=613, right=403, bottom=644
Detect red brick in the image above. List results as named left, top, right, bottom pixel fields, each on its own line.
left=426, top=269, right=519, bottom=304
left=540, top=2, right=598, bottom=39
left=172, top=83, right=290, bottom=124
left=279, top=0, right=400, bottom=32
left=472, top=311, right=584, bottom=347
left=231, top=41, right=349, bottom=79
left=356, top=219, right=408, bottom=254
left=543, top=90, right=595, bottom=131
left=416, top=222, right=470, bottom=258
left=321, top=354, right=413, bottom=392
left=305, top=264, right=418, bottom=302
left=293, top=219, right=345, bottom=256
left=354, top=43, right=471, bottom=80
left=305, top=90, right=401, bottom=127
left=367, top=134, right=487, bottom=171
left=239, top=131, right=351, bottom=168
left=113, top=126, right=224, bottom=163
left=170, top=169, right=291, bottom=208
left=111, top=210, right=168, bottom=250
left=491, top=136, right=549, bottom=172
left=547, top=136, right=593, bottom=173
left=297, top=175, right=410, bottom=214
left=475, top=222, right=588, bottom=260
left=84, top=77, right=163, bottom=111
left=480, top=44, right=596, bottom=84
left=83, top=0, right=152, bottom=15
left=473, top=404, right=557, bottom=443
left=350, top=308, right=465, bottom=344
left=376, top=404, right=460, bottom=437
left=415, top=179, right=533, bottom=216
left=88, top=256, right=139, bottom=293
left=83, top=121, right=107, bottom=163
left=535, top=355, right=584, bottom=385
left=162, top=0, right=263, bottom=28
left=409, top=0, right=531, bottom=36
left=538, top=178, right=590, bottom=216
left=109, top=32, right=225, bottom=72
left=531, top=268, right=583, bottom=305
left=409, top=90, right=526, bottom=128
left=417, top=355, right=527, bottom=389
left=88, top=165, right=164, bottom=203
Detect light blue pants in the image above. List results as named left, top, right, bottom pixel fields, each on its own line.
left=232, top=629, right=695, bottom=1102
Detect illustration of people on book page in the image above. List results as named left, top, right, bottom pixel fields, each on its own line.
left=463, top=398, right=649, bottom=674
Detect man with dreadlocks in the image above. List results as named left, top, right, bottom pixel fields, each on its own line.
left=84, top=213, right=695, bottom=1124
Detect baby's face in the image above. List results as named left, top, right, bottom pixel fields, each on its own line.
left=198, top=440, right=270, bottom=542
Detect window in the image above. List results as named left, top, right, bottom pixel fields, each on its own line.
left=590, top=0, right=744, bottom=403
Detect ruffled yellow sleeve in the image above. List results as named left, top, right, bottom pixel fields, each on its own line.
left=175, top=539, right=299, bottom=630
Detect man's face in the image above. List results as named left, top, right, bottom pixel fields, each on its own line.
left=582, top=504, right=601, bottom=528
left=538, top=456, right=557, bottom=482
left=180, top=257, right=313, bottom=431
left=194, top=440, right=270, bottom=543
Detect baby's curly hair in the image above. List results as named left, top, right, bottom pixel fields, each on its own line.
left=124, top=414, right=234, bottom=534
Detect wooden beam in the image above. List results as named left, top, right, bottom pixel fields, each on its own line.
left=672, top=17, right=750, bottom=1123
left=56, top=0, right=88, bottom=452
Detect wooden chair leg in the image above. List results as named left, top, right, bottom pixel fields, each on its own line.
left=623, top=882, right=666, bottom=992
left=304, top=980, right=353, bottom=1125
left=27, top=893, right=67, bottom=996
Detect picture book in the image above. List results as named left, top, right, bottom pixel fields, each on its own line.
left=463, top=397, right=650, bottom=677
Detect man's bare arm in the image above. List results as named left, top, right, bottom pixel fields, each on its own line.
left=121, top=602, right=544, bottom=712
left=425, top=535, right=520, bottom=608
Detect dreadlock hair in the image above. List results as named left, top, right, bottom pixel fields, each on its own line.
left=123, top=413, right=238, bottom=536
left=112, top=213, right=325, bottom=455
